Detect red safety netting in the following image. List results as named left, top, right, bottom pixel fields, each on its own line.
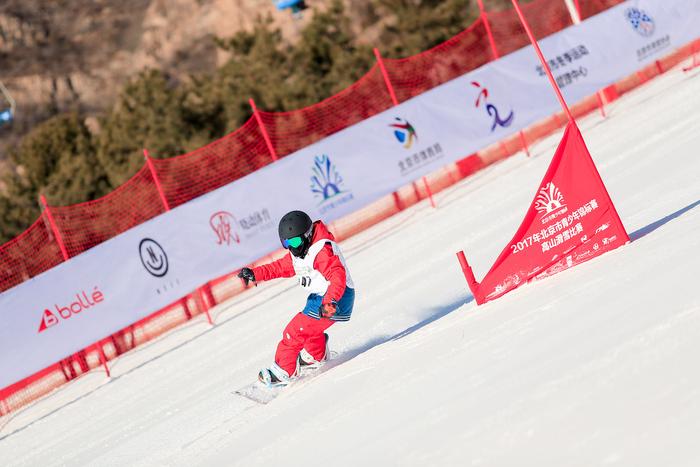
left=0, top=217, right=64, bottom=292
left=485, top=0, right=573, bottom=57
left=151, top=117, right=272, bottom=209
left=258, top=64, right=395, bottom=158
left=1, top=0, right=635, bottom=416
left=48, top=166, right=166, bottom=258
left=381, top=20, right=493, bottom=103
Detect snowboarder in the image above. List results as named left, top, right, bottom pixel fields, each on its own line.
left=237, top=210, right=355, bottom=387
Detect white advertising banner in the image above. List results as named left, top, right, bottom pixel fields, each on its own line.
left=1, top=0, right=698, bottom=389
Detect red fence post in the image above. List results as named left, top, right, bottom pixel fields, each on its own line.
left=518, top=131, right=531, bottom=158
left=596, top=91, right=607, bottom=118
left=40, top=194, right=69, bottom=261
left=95, top=340, right=111, bottom=378
left=477, top=0, right=499, bottom=61
left=374, top=47, right=436, bottom=209
left=0, top=393, right=8, bottom=416
left=144, top=148, right=215, bottom=326
left=373, top=48, right=399, bottom=107
left=422, top=177, right=436, bottom=209
left=655, top=60, right=664, bottom=75
left=683, top=42, right=700, bottom=72
left=196, top=288, right=214, bottom=325
left=144, top=149, right=171, bottom=212
left=249, top=98, right=278, bottom=163
left=41, top=196, right=111, bottom=377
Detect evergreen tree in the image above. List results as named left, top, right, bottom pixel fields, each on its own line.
left=373, top=0, right=477, bottom=58
left=0, top=113, right=107, bottom=242
left=97, top=69, right=189, bottom=187
left=214, top=15, right=293, bottom=130
left=0, top=0, right=504, bottom=244
left=288, top=0, right=374, bottom=106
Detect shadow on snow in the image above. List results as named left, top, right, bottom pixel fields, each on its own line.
left=629, top=199, right=700, bottom=242
left=325, top=293, right=475, bottom=370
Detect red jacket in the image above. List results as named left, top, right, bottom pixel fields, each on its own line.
left=252, top=221, right=347, bottom=305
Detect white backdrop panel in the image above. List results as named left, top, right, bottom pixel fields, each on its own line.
left=1, top=0, right=698, bottom=389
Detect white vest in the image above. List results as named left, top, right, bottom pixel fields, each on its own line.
left=291, top=239, right=354, bottom=296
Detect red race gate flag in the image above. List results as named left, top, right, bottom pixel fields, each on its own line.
left=456, top=0, right=629, bottom=305
left=459, top=121, right=629, bottom=305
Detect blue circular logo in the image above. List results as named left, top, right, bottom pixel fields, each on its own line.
left=625, top=8, right=655, bottom=37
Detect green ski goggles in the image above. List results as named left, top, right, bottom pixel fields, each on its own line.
left=282, top=236, right=304, bottom=249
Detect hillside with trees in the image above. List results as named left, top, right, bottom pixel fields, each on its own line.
left=0, top=0, right=536, bottom=243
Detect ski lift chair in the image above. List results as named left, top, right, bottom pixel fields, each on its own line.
left=274, top=0, right=307, bottom=15
left=0, top=82, right=16, bottom=127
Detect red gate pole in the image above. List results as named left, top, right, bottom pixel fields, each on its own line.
left=456, top=251, right=481, bottom=305
left=374, top=47, right=436, bottom=209
left=41, top=195, right=111, bottom=376
left=478, top=1, right=531, bottom=157
left=144, top=149, right=215, bottom=325
left=249, top=98, right=278, bottom=163
left=511, top=0, right=574, bottom=123
left=512, top=0, right=628, bottom=239
left=563, top=0, right=607, bottom=118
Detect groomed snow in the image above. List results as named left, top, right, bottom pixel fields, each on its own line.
left=1, top=63, right=699, bottom=467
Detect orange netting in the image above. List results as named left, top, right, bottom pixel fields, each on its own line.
left=258, top=65, right=394, bottom=158
left=151, top=117, right=272, bottom=209
left=48, top=166, right=166, bottom=258
left=0, top=0, right=633, bottom=416
left=485, top=0, right=574, bottom=57
left=0, top=217, right=64, bottom=292
left=382, top=20, right=493, bottom=103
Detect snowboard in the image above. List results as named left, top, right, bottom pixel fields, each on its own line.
left=234, top=353, right=336, bottom=404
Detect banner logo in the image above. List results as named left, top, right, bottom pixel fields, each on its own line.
left=625, top=8, right=655, bottom=37
left=37, top=287, right=106, bottom=333
left=535, top=182, right=569, bottom=224
left=139, top=238, right=168, bottom=277
left=311, top=155, right=346, bottom=202
left=471, top=81, right=514, bottom=132
left=389, top=118, right=444, bottom=175
left=209, top=211, right=240, bottom=245
left=535, top=182, right=566, bottom=215
left=389, top=118, right=417, bottom=149
left=38, top=309, right=59, bottom=332
left=310, top=155, right=354, bottom=214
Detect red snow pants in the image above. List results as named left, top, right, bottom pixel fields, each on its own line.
left=275, top=313, right=334, bottom=376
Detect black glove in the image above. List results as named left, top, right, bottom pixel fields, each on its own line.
left=238, top=267, right=256, bottom=286
left=320, top=302, right=337, bottom=318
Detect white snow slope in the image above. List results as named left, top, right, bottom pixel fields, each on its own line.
left=1, top=64, right=699, bottom=467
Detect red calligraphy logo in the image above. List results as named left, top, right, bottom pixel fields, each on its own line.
left=210, top=211, right=240, bottom=246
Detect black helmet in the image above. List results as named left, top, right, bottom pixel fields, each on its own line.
left=278, top=210, right=313, bottom=258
